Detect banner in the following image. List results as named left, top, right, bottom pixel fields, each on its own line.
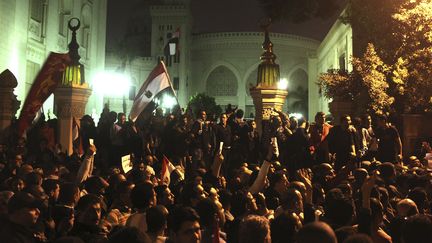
left=18, top=52, right=70, bottom=136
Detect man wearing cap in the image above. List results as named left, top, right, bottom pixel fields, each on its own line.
left=0, top=192, right=42, bottom=242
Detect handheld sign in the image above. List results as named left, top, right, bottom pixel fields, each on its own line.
left=121, top=154, right=133, bottom=173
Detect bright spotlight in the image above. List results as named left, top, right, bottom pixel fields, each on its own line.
left=92, top=71, right=131, bottom=97
left=161, top=94, right=177, bottom=109
left=278, top=78, right=288, bottom=90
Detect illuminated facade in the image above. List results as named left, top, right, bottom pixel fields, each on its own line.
left=0, top=0, right=107, bottom=116
left=0, top=0, right=351, bottom=120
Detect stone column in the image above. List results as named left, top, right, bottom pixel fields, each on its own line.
left=250, top=88, right=288, bottom=134
left=0, top=70, right=20, bottom=132
left=54, top=86, right=91, bottom=155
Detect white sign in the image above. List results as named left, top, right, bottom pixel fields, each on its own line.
left=122, top=154, right=133, bottom=173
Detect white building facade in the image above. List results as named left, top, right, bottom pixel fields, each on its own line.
left=0, top=0, right=107, bottom=116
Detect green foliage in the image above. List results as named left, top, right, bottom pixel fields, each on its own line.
left=343, top=0, right=432, bottom=113
left=391, top=0, right=432, bottom=113
left=318, top=44, right=393, bottom=115
left=258, top=0, right=341, bottom=23
left=342, top=0, right=405, bottom=63
left=187, top=93, right=222, bottom=120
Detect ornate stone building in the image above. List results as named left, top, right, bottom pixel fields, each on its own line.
left=0, top=0, right=107, bottom=116
left=105, top=1, right=352, bottom=119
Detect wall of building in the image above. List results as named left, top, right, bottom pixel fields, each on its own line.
left=308, top=11, right=353, bottom=119
left=0, top=0, right=107, bottom=118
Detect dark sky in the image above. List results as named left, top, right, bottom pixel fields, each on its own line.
left=107, top=0, right=345, bottom=49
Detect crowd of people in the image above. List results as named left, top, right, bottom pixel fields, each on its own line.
left=1, top=104, right=432, bottom=243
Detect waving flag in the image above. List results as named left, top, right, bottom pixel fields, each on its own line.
left=129, top=61, right=176, bottom=122
left=160, top=155, right=176, bottom=185
left=18, top=52, right=70, bottom=136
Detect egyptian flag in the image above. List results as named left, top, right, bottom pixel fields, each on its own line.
left=72, top=117, right=84, bottom=156
left=160, top=155, right=176, bottom=185
left=129, top=61, right=176, bottom=122
left=18, top=52, right=70, bottom=137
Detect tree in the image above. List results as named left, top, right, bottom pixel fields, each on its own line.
left=318, top=43, right=393, bottom=115
left=391, top=0, right=432, bottom=113
left=342, top=0, right=405, bottom=63
left=187, top=93, right=222, bottom=120
left=258, top=0, right=341, bottom=23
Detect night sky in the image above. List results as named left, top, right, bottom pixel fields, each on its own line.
left=107, top=0, right=345, bottom=50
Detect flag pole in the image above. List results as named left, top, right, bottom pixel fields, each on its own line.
left=160, top=60, right=181, bottom=110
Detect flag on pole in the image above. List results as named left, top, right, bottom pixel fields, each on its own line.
left=18, top=52, right=70, bottom=136
left=160, top=155, right=176, bottom=185
left=129, top=61, right=177, bottom=122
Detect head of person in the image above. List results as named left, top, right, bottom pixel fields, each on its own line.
left=269, top=172, right=289, bottom=195
left=402, top=214, right=432, bottom=243
left=75, top=194, right=102, bottom=227
left=130, top=182, right=156, bottom=210
left=239, top=215, right=271, bottom=243
left=280, top=188, right=303, bottom=215
left=354, top=168, right=368, bottom=186
left=57, top=183, right=80, bottom=207
left=397, top=198, right=419, bottom=217
left=109, top=226, right=151, bottom=243
left=0, top=191, right=14, bottom=214
left=180, top=182, right=206, bottom=207
left=235, top=109, right=244, bottom=120
left=42, top=179, right=60, bottom=203
left=7, top=192, right=41, bottom=227
left=352, top=117, right=363, bottom=129
left=408, top=187, right=428, bottom=214
left=315, top=112, right=326, bottom=125
left=375, top=114, right=388, bottom=128
left=196, top=198, right=219, bottom=228
left=146, top=205, right=169, bottom=234
left=108, top=111, right=117, bottom=123
left=168, top=206, right=201, bottom=243
left=271, top=212, right=301, bottom=243
left=343, top=234, right=373, bottom=243
left=117, top=113, right=126, bottom=125
left=362, top=114, right=372, bottom=128
left=198, top=110, right=207, bottom=121
left=219, top=113, right=228, bottom=126
left=340, top=115, right=351, bottom=130
left=154, top=184, right=174, bottom=207
left=84, top=176, right=109, bottom=195
left=378, top=162, right=396, bottom=180
left=324, top=188, right=354, bottom=227
left=296, top=222, right=337, bottom=243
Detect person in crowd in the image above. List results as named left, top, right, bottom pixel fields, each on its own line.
left=167, top=206, right=201, bottom=243
left=3, top=104, right=432, bottom=243
left=69, top=194, right=106, bottom=242
left=0, top=192, right=42, bottom=242
left=375, top=114, right=403, bottom=163
left=327, top=115, right=358, bottom=170
left=309, top=112, right=332, bottom=164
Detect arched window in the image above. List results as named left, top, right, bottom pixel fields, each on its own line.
left=206, top=66, right=238, bottom=96
left=245, top=68, right=258, bottom=96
